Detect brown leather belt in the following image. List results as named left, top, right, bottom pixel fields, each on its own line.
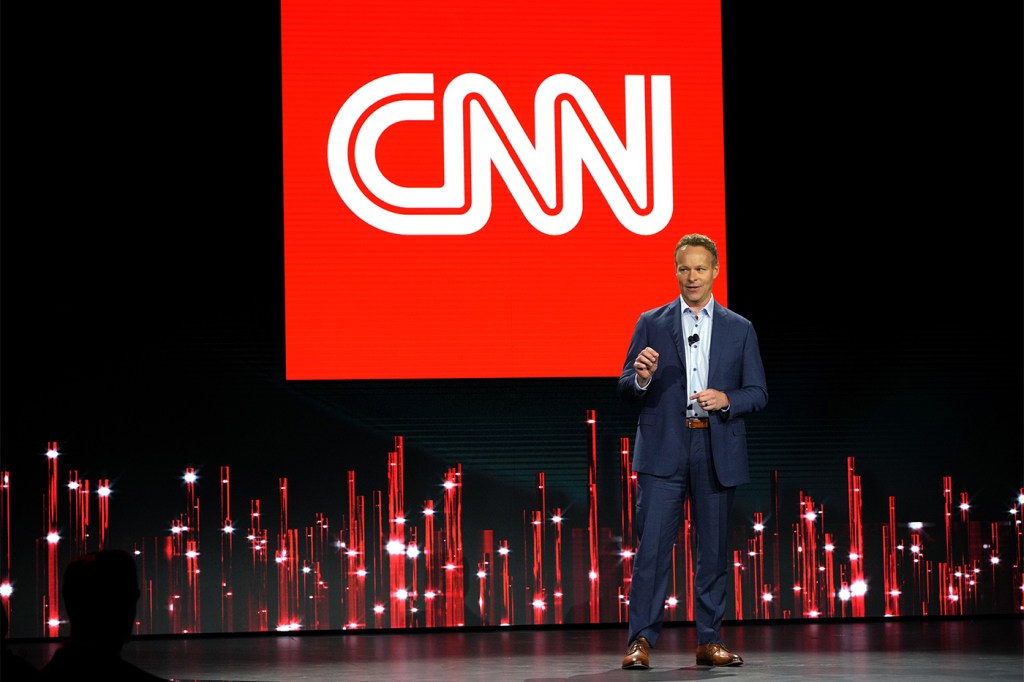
left=686, top=417, right=710, bottom=429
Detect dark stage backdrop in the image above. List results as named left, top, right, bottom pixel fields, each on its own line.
left=2, top=4, right=1020, bottom=637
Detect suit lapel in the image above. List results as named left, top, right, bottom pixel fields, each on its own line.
left=670, top=298, right=686, bottom=367
left=709, top=303, right=729, bottom=383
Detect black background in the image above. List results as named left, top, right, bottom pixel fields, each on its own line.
left=3, top=3, right=1021, bottom=635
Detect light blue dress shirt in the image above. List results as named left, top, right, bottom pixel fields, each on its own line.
left=682, top=295, right=715, bottom=417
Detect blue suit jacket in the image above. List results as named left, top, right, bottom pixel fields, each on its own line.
left=617, top=298, right=768, bottom=486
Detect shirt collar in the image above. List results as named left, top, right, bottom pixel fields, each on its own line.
left=679, top=294, right=716, bottom=319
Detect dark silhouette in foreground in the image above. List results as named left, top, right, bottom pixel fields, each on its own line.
left=36, top=549, right=167, bottom=681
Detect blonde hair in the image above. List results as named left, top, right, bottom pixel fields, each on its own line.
left=674, top=233, right=718, bottom=266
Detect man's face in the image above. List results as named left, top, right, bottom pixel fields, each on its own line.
left=675, top=245, right=719, bottom=308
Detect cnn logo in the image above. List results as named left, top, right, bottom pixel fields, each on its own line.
left=327, top=73, right=673, bottom=236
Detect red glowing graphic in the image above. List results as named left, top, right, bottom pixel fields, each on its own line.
left=0, top=428, right=1021, bottom=637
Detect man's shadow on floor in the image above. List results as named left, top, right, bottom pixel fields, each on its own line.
left=528, top=664, right=745, bottom=681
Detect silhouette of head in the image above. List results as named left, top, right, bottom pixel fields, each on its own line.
left=62, top=549, right=141, bottom=649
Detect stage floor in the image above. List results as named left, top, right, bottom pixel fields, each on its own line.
left=6, top=616, right=1022, bottom=682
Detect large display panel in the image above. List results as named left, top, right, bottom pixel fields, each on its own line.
left=282, top=0, right=728, bottom=379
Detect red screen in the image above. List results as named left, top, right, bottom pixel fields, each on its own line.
left=282, top=0, right=728, bottom=379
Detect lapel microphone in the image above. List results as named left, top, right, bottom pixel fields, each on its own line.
left=688, top=333, right=700, bottom=345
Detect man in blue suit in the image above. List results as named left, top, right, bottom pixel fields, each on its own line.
left=618, top=233, right=767, bottom=669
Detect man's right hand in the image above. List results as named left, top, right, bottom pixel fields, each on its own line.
left=634, top=347, right=659, bottom=388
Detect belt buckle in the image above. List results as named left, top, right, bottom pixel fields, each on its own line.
left=686, top=417, right=709, bottom=429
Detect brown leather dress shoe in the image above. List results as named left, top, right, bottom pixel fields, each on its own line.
left=695, top=642, right=743, bottom=666
left=622, top=636, right=651, bottom=670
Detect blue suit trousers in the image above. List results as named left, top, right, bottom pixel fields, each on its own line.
left=626, top=427, right=735, bottom=647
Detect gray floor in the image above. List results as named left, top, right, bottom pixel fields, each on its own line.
left=6, top=616, right=1022, bottom=682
